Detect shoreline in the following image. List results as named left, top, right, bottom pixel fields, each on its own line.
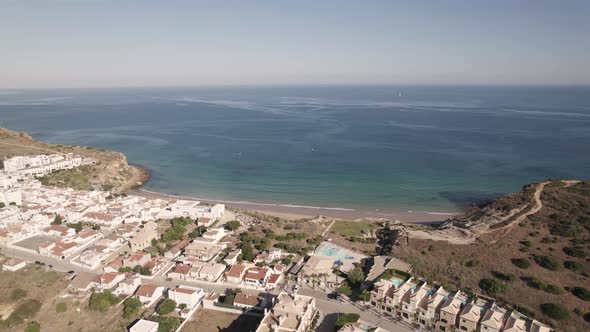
left=131, top=187, right=456, bottom=224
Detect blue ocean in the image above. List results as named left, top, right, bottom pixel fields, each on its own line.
left=1, top=86, right=589, bottom=212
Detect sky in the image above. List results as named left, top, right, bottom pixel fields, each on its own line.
left=1, top=0, right=589, bottom=88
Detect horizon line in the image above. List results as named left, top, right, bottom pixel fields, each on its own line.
left=2, top=82, right=590, bottom=91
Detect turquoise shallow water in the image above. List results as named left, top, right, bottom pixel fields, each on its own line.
left=1, top=85, right=589, bottom=212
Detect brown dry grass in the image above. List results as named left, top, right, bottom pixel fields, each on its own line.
left=182, top=310, right=261, bottom=332
left=394, top=181, right=590, bottom=332
left=0, top=265, right=127, bottom=332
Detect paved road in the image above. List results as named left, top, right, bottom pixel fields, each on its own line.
left=2, top=246, right=413, bottom=331
left=1, top=244, right=273, bottom=297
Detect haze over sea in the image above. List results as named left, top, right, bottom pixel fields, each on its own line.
left=1, top=86, right=589, bottom=213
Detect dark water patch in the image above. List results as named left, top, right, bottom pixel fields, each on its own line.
left=439, top=191, right=506, bottom=210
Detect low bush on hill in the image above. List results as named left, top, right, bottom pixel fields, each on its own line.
left=540, top=303, right=570, bottom=320
left=533, top=255, right=561, bottom=271
left=479, top=278, right=505, bottom=296
left=563, top=246, right=588, bottom=258
left=492, top=271, right=516, bottom=282
left=572, top=287, right=590, bottom=301
left=511, top=258, right=530, bottom=269
left=564, top=261, right=582, bottom=271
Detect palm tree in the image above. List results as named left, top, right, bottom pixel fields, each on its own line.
left=298, top=268, right=305, bottom=287
left=320, top=273, right=328, bottom=291
left=310, top=273, right=317, bottom=290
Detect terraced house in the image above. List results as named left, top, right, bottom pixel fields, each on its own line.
left=369, top=271, right=553, bottom=332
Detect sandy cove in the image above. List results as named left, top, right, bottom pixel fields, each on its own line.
left=131, top=188, right=455, bottom=223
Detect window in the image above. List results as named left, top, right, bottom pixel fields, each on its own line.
left=460, top=326, right=468, bottom=331
left=441, top=319, right=448, bottom=324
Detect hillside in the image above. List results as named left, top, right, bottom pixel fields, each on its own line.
left=0, top=128, right=149, bottom=192
left=395, top=180, right=590, bottom=331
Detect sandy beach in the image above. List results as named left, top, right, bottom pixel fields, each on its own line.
left=131, top=188, right=455, bottom=224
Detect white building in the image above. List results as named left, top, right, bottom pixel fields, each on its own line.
left=135, top=284, right=165, bottom=305
left=167, top=286, right=205, bottom=309
left=256, top=292, right=316, bottom=332
left=0, top=189, right=22, bottom=206
left=2, top=258, right=26, bottom=271
left=129, top=319, right=159, bottom=332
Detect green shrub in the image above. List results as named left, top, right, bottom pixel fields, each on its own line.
left=224, top=220, right=241, bottom=231
left=572, top=287, right=590, bottom=301
left=9, top=288, right=27, bottom=301
left=492, top=271, right=515, bottom=282
left=533, top=255, right=561, bottom=271
left=338, top=282, right=352, bottom=297
left=335, top=313, right=360, bottom=330
left=123, top=298, right=142, bottom=319
left=550, top=219, right=583, bottom=237
left=564, top=261, right=581, bottom=271
left=150, top=316, right=181, bottom=332
left=540, top=303, right=570, bottom=320
left=157, top=299, right=177, bottom=315
left=465, top=260, right=480, bottom=267
left=520, top=240, right=532, bottom=247
left=563, top=246, right=588, bottom=258
left=511, top=258, right=530, bottom=269
left=56, top=302, right=67, bottom=313
left=542, top=284, right=564, bottom=295
left=88, top=290, right=119, bottom=312
left=479, top=278, right=505, bottom=296
left=24, top=321, right=41, bottom=332
left=348, top=267, right=365, bottom=285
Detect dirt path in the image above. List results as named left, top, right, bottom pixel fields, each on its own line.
left=484, top=181, right=549, bottom=244
left=513, top=181, right=548, bottom=225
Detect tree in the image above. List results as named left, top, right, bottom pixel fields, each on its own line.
left=66, top=222, right=83, bottom=233
left=189, top=226, right=207, bottom=239
left=376, top=221, right=394, bottom=255
left=348, top=267, right=365, bottom=285
left=223, top=288, right=242, bottom=305
left=358, top=289, right=371, bottom=302
left=123, top=298, right=142, bottom=319
left=240, top=243, right=256, bottom=261
left=338, top=282, right=352, bottom=297
left=88, top=290, right=118, bottom=312
left=24, top=321, right=41, bottom=332
left=282, top=255, right=293, bottom=266
left=157, top=299, right=177, bottom=315
left=139, top=267, right=152, bottom=276
left=225, top=220, right=241, bottom=231
left=52, top=214, right=64, bottom=225
left=151, top=317, right=181, bottom=332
